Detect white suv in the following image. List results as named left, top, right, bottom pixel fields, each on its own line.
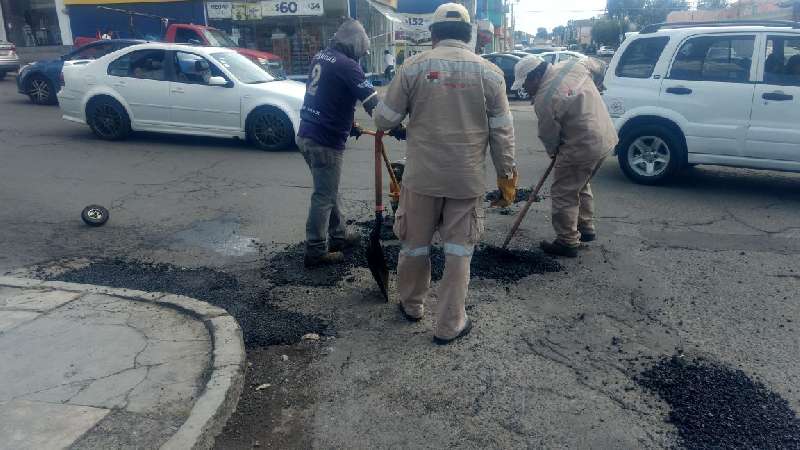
left=603, top=21, right=800, bottom=184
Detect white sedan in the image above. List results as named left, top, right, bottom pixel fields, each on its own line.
left=58, top=43, right=305, bottom=151
left=537, top=50, right=587, bottom=65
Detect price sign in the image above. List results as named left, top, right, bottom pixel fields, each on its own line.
left=206, top=2, right=232, bottom=19
left=261, top=0, right=324, bottom=16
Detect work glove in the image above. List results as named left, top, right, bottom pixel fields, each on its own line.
left=388, top=124, right=407, bottom=141
left=491, top=168, right=518, bottom=208
left=350, top=123, right=363, bottom=139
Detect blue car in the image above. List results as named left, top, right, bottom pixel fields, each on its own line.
left=17, top=39, right=143, bottom=105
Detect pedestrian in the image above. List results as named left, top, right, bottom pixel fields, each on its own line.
left=383, top=49, right=395, bottom=81
left=511, top=55, right=618, bottom=258
left=374, top=3, right=517, bottom=345
left=297, top=19, right=380, bottom=268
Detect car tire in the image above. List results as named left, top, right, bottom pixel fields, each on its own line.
left=516, top=88, right=530, bottom=100
left=87, top=97, right=131, bottom=141
left=617, top=124, right=685, bottom=185
left=81, top=205, right=109, bottom=227
left=246, top=106, right=295, bottom=151
left=27, top=75, right=56, bottom=105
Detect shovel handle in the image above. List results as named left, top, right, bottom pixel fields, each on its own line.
left=501, top=156, right=557, bottom=249
left=364, top=128, right=401, bottom=199
left=374, top=131, right=385, bottom=212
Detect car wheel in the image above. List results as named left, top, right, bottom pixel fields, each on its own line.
left=516, top=88, right=530, bottom=100
left=27, top=75, right=56, bottom=105
left=617, top=124, right=684, bottom=185
left=81, top=205, right=109, bottom=227
left=87, top=97, right=131, bottom=141
left=247, top=106, right=295, bottom=151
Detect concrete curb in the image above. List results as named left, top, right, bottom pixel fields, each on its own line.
left=0, top=276, right=245, bottom=450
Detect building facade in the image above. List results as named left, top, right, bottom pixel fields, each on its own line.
left=1, top=0, right=72, bottom=46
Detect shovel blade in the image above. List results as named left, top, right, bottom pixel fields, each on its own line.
left=366, top=215, right=390, bottom=301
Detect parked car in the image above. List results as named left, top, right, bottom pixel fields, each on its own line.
left=76, top=23, right=285, bottom=79
left=597, top=46, right=616, bottom=57
left=523, top=46, right=554, bottom=55
left=603, top=20, right=800, bottom=184
left=16, top=39, right=143, bottom=105
left=537, top=50, right=587, bottom=65
left=58, top=43, right=305, bottom=151
left=504, top=51, right=532, bottom=59
left=0, top=40, right=20, bottom=80
left=482, top=53, right=533, bottom=99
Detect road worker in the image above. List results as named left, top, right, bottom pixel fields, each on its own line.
left=297, top=19, right=379, bottom=267
left=512, top=55, right=618, bottom=257
left=374, top=3, right=516, bottom=344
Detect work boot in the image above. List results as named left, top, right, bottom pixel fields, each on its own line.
left=540, top=240, right=579, bottom=258
left=329, top=231, right=361, bottom=253
left=397, top=303, right=422, bottom=322
left=580, top=232, right=596, bottom=242
left=433, top=319, right=473, bottom=345
left=304, top=251, right=345, bottom=268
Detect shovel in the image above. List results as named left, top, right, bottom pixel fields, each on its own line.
left=501, top=155, right=557, bottom=249
left=365, top=130, right=390, bottom=301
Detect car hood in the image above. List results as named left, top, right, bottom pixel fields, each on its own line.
left=248, top=79, right=306, bottom=99
left=232, top=47, right=281, bottom=62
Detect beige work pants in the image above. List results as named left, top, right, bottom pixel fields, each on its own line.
left=551, top=157, right=606, bottom=247
left=393, top=189, right=484, bottom=340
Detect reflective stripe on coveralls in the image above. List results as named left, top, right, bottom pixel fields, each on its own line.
left=444, top=243, right=474, bottom=257
left=400, top=245, right=430, bottom=257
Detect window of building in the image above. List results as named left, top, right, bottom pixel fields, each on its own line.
left=1, top=0, right=62, bottom=46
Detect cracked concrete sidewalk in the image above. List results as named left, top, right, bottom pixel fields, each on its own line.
left=0, top=278, right=245, bottom=450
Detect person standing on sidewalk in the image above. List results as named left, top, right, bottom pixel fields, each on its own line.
left=512, top=56, right=618, bottom=258
left=374, top=3, right=517, bottom=345
left=383, top=49, right=396, bottom=81
left=297, top=19, right=379, bottom=267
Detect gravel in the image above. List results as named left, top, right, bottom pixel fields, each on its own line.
left=46, top=258, right=328, bottom=347
left=636, top=355, right=800, bottom=449
left=485, top=187, right=534, bottom=204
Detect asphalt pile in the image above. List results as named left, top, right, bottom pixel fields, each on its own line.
left=48, top=259, right=328, bottom=347
left=636, top=355, right=800, bottom=449
left=485, top=187, right=534, bottom=204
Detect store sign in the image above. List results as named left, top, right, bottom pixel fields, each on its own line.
left=207, top=2, right=233, bottom=19
left=394, top=12, right=433, bottom=43
left=231, top=2, right=262, bottom=20
left=261, top=0, right=324, bottom=16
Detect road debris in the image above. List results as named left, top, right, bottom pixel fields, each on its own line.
left=636, top=355, right=800, bottom=449
left=302, top=333, right=320, bottom=341
left=255, top=383, right=271, bottom=391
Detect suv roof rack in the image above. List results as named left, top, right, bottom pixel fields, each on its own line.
left=640, top=20, right=800, bottom=34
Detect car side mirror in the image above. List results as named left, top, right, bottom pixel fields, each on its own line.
left=208, top=76, right=228, bottom=87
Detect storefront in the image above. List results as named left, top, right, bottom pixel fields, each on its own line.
left=205, top=0, right=349, bottom=76
left=1, top=0, right=72, bottom=46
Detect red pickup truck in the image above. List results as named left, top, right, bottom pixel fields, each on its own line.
left=75, top=23, right=285, bottom=78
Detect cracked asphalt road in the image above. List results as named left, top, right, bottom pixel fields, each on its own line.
left=2, top=80, right=800, bottom=448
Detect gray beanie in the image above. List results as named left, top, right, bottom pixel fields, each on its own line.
left=333, top=19, right=370, bottom=60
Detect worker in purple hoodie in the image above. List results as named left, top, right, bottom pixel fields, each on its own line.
left=296, top=19, right=380, bottom=267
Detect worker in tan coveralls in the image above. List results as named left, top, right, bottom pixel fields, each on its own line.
left=512, top=56, right=618, bottom=258
left=374, top=3, right=516, bottom=345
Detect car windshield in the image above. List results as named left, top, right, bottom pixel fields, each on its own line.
left=204, top=29, right=238, bottom=47
left=211, top=51, right=274, bottom=84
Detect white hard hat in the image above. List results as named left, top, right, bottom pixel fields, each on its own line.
left=512, top=55, right=545, bottom=91
left=430, top=3, right=471, bottom=27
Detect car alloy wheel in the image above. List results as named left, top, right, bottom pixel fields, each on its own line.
left=252, top=110, right=290, bottom=150
left=93, top=104, right=125, bottom=139
left=29, top=78, right=51, bottom=104
left=627, top=135, right=671, bottom=178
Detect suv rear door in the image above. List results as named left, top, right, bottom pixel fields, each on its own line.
left=747, top=34, right=800, bottom=162
left=660, top=33, right=757, bottom=157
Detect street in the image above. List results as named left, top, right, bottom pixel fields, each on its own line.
left=2, top=77, right=800, bottom=448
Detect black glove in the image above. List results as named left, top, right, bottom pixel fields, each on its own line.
left=350, top=123, right=363, bottom=139
left=388, top=124, right=407, bottom=141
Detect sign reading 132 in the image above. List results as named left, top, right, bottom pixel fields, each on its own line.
left=260, top=0, right=324, bottom=16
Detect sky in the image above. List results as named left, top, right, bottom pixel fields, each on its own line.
left=512, top=0, right=608, bottom=34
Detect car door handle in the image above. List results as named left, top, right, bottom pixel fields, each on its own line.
left=171, top=87, right=184, bottom=94
left=666, top=87, right=692, bottom=95
left=762, top=92, right=793, bottom=101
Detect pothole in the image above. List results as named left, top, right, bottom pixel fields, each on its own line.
left=42, top=258, right=329, bottom=347
left=485, top=187, right=535, bottom=204
left=636, top=355, right=800, bottom=449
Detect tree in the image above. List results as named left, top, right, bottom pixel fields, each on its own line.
left=536, top=27, right=549, bottom=40
left=606, top=0, right=688, bottom=28
left=552, top=25, right=567, bottom=45
left=697, top=0, right=729, bottom=10
left=591, top=18, right=623, bottom=46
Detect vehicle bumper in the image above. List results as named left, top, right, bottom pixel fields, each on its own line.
left=0, top=61, right=20, bottom=72
left=57, top=90, right=85, bottom=123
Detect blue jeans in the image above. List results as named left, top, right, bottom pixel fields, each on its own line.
left=297, top=136, right=347, bottom=257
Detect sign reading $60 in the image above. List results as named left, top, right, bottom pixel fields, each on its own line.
left=261, top=0, right=323, bottom=16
